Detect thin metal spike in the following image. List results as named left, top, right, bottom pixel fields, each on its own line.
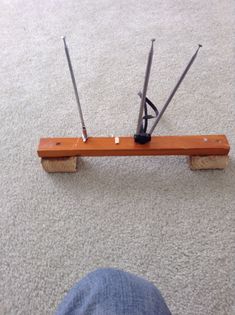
left=62, top=36, right=88, bottom=142
left=149, top=44, right=202, bottom=135
left=136, top=39, right=155, bottom=134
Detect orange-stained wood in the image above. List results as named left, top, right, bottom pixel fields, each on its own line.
left=38, top=135, right=230, bottom=158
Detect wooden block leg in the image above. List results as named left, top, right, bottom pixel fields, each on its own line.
left=41, top=157, right=78, bottom=173
left=189, top=155, right=229, bottom=170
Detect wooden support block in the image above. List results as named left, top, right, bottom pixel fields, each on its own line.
left=189, top=155, right=229, bottom=170
left=41, top=157, right=77, bottom=173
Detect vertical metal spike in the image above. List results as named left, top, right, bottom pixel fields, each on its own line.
left=62, top=36, right=88, bottom=142
left=136, top=39, right=155, bottom=134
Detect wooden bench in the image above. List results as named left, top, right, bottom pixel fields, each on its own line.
left=38, top=135, right=230, bottom=173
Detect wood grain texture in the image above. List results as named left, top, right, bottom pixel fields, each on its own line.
left=38, top=135, right=230, bottom=158
left=189, top=155, right=229, bottom=170
left=41, top=157, right=77, bottom=173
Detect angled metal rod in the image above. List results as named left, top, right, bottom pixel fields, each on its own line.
left=62, top=36, right=88, bottom=142
left=149, top=44, right=202, bottom=135
left=136, top=39, right=155, bottom=134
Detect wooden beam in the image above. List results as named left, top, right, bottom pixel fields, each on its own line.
left=38, top=135, right=229, bottom=158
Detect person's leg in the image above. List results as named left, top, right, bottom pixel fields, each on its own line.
left=55, top=268, right=171, bottom=315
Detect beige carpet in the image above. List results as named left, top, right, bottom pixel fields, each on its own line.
left=0, top=1, right=234, bottom=314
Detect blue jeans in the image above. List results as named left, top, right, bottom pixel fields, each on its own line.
left=55, top=268, right=171, bottom=315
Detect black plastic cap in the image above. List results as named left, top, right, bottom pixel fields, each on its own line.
left=134, top=133, right=151, bottom=144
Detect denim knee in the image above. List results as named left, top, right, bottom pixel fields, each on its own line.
left=55, top=268, right=171, bottom=315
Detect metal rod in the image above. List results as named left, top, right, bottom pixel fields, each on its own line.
left=149, top=44, right=202, bottom=135
left=62, top=36, right=88, bottom=142
left=136, top=39, right=155, bottom=134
